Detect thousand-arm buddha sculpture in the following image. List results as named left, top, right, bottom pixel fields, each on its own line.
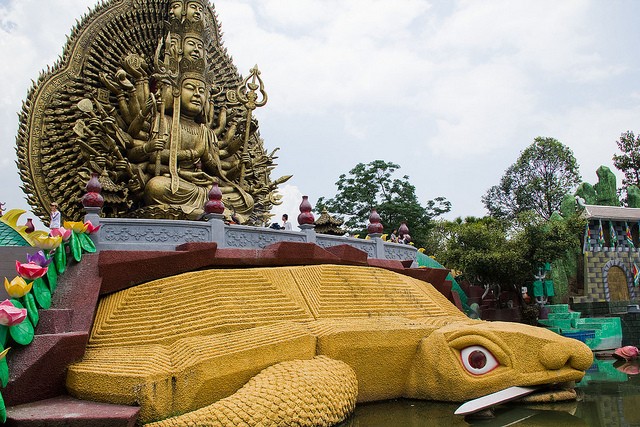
left=17, top=0, right=290, bottom=224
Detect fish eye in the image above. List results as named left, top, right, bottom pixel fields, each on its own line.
left=460, top=345, right=499, bottom=375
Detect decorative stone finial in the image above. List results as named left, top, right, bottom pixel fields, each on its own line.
left=24, top=218, right=35, bottom=234
left=367, top=208, right=383, bottom=235
left=204, top=183, right=225, bottom=215
left=398, top=221, right=409, bottom=237
left=297, top=196, right=315, bottom=225
left=81, top=172, right=104, bottom=208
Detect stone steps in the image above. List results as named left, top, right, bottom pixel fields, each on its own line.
left=34, top=309, right=74, bottom=335
left=539, top=304, right=622, bottom=351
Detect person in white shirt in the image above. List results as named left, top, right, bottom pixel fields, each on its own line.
left=282, top=214, right=292, bottom=230
left=49, top=202, right=61, bottom=231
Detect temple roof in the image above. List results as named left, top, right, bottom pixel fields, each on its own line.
left=0, top=221, right=30, bottom=246
left=582, top=204, right=640, bottom=221
left=314, top=209, right=345, bottom=236
left=315, top=209, right=344, bottom=227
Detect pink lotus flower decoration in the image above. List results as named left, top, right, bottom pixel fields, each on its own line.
left=50, top=227, right=72, bottom=241
left=84, top=221, right=101, bottom=234
left=614, top=346, right=640, bottom=361
left=4, top=276, right=33, bottom=299
left=33, top=234, right=62, bottom=250
left=26, top=250, right=52, bottom=268
left=64, top=221, right=88, bottom=234
left=15, top=260, right=47, bottom=281
left=0, top=299, right=26, bottom=326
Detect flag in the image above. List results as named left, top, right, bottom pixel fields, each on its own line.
left=626, top=222, right=635, bottom=249
left=634, top=263, right=640, bottom=287
left=609, top=221, right=617, bottom=248
left=598, top=220, right=605, bottom=249
left=583, top=223, right=590, bottom=253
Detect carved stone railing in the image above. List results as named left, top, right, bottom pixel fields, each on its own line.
left=316, top=234, right=377, bottom=258
left=97, top=218, right=212, bottom=251
left=88, top=214, right=417, bottom=261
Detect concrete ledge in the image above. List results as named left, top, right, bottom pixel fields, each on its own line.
left=6, top=395, right=139, bottom=427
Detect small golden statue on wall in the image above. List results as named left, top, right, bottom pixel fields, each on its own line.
left=16, top=0, right=290, bottom=224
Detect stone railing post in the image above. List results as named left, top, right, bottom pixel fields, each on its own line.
left=82, top=172, right=104, bottom=249
left=298, top=195, right=316, bottom=243
left=205, top=183, right=226, bottom=247
left=373, top=236, right=385, bottom=259
left=367, top=208, right=384, bottom=258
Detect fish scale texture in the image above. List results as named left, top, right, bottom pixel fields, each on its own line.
left=145, top=356, right=358, bottom=427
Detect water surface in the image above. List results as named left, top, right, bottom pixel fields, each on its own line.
left=337, top=358, right=640, bottom=426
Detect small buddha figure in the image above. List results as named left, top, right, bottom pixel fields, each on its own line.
left=169, top=1, right=183, bottom=20
left=185, top=1, right=203, bottom=22
left=183, top=35, right=203, bottom=61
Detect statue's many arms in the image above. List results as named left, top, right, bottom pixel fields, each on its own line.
left=66, top=265, right=593, bottom=426
left=16, top=0, right=289, bottom=224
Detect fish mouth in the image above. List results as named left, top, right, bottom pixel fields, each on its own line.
left=454, top=382, right=579, bottom=415
left=516, top=381, right=577, bottom=403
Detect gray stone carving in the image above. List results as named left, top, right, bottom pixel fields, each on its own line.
left=91, top=216, right=417, bottom=261
left=225, top=227, right=305, bottom=249
left=316, top=235, right=376, bottom=258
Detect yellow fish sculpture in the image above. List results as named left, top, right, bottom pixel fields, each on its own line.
left=67, top=265, right=592, bottom=426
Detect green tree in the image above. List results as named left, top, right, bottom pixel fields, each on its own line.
left=613, top=131, right=640, bottom=187
left=613, top=131, right=640, bottom=199
left=316, top=160, right=451, bottom=248
left=482, top=137, right=581, bottom=220
left=515, top=211, right=585, bottom=268
left=436, top=216, right=528, bottom=289
left=434, top=213, right=585, bottom=302
left=515, top=211, right=586, bottom=302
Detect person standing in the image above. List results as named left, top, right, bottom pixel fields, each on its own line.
left=282, top=214, right=292, bottom=230
left=49, top=202, right=61, bottom=231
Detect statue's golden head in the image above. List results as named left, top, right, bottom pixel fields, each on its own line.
left=169, top=1, right=183, bottom=20
left=406, top=321, right=593, bottom=402
left=183, top=34, right=204, bottom=61
left=179, top=75, right=207, bottom=118
left=185, top=0, right=205, bottom=22
left=169, top=0, right=206, bottom=22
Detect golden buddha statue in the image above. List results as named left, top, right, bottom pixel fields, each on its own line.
left=17, top=0, right=290, bottom=224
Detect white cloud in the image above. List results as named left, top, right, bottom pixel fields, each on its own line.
left=426, top=59, right=535, bottom=156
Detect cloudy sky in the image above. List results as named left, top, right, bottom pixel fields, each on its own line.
left=1, top=0, right=639, bottom=229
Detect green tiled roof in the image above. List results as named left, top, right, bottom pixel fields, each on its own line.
left=0, top=221, right=30, bottom=246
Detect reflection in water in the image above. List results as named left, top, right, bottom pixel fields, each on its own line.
left=337, top=358, right=640, bottom=426
left=337, top=399, right=468, bottom=427
left=616, top=360, right=640, bottom=375
left=470, top=408, right=587, bottom=427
